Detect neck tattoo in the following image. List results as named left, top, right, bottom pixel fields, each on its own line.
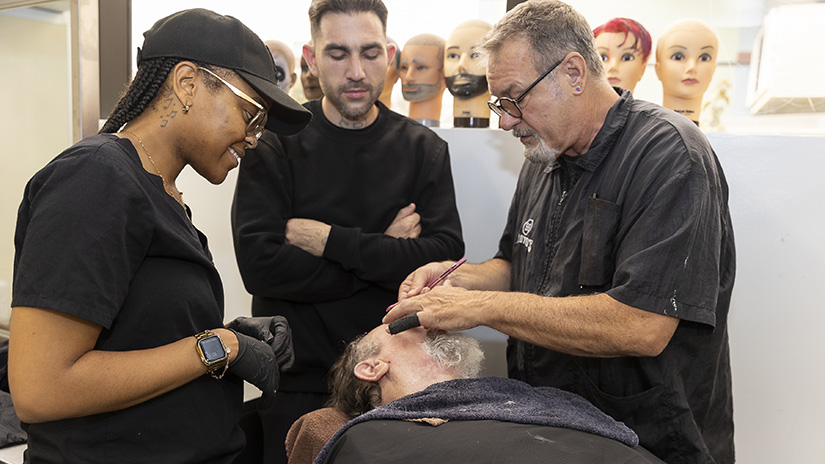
left=338, top=118, right=366, bottom=129
left=122, top=130, right=186, bottom=209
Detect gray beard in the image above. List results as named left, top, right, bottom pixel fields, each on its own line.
left=423, top=330, right=484, bottom=379
left=513, top=128, right=561, bottom=165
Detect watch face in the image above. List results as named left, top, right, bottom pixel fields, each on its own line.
left=199, top=336, right=226, bottom=363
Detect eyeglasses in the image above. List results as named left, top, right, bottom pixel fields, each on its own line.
left=198, top=67, right=268, bottom=140
left=487, top=57, right=564, bottom=119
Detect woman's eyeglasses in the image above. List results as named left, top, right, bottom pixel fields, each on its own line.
left=199, top=67, right=267, bottom=139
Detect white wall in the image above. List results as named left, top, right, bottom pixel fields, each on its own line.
left=0, top=9, right=72, bottom=323
left=179, top=128, right=825, bottom=463
left=710, top=133, right=825, bottom=464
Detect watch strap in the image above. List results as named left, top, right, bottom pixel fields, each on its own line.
left=195, top=330, right=230, bottom=379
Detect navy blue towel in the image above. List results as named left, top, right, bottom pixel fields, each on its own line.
left=315, top=377, right=638, bottom=463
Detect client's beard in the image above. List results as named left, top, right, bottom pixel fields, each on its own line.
left=446, top=73, right=488, bottom=99
left=423, top=330, right=484, bottom=378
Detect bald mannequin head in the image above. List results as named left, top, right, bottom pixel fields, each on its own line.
left=265, top=39, right=298, bottom=92
left=655, top=19, right=719, bottom=122
left=379, top=36, right=401, bottom=107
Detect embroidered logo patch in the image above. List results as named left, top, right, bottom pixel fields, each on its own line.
left=516, top=219, right=534, bottom=253
left=522, top=219, right=534, bottom=236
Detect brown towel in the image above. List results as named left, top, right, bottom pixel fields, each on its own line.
left=285, top=407, right=350, bottom=464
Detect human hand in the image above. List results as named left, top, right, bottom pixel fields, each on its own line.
left=397, top=261, right=455, bottom=302
left=383, top=285, right=479, bottom=333
left=226, top=316, right=294, bottom=371
left=285, top=218, right=331, bottom=257
left=227, top=329, right=280, bottom=406
left=384, top=203, right=421, bottom=239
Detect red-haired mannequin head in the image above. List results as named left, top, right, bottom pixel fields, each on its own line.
left=593, top=18, right=651, bottom=93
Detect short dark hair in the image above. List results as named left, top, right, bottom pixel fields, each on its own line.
left=308, top=0, right=388, bottom=41
left=325, top=334, right=382, bottom=418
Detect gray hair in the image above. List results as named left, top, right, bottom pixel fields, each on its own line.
left=327, top=329, right=485, bottom=417
left=477, top=0, right=603, bottom=79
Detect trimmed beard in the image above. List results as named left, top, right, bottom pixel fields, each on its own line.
left=422, top=330, right=484, bottom=379
left=446, top=73, right=488, bottom=99
left=513, top=127, right=561, bottom=165
left=321, top=79, right=382, bottom=120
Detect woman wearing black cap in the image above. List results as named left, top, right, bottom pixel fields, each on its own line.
left=8, top=9, right=310, bottom=463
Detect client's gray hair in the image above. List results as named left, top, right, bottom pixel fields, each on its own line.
left=326, top=330, right=484, bottom=418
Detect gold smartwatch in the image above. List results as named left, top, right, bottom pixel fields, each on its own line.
left=195, top=330, right=230, bottom=379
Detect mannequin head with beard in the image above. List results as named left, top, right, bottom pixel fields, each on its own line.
left=327, top=324, right=484, bottom=417
left=399, top=33, right=446, bottom=125
left=445, top=20, right=492, bottom=99
left=445, top=19, right=493, bottom=127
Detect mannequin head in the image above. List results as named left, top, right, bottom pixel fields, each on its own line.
left=379, top=36, right=401, bottom=107
left=445, top=20, right=491, bottom=100
left=300, top=55, right=323, bottom=100
left=445, top=20, right=492, bottom=127
left=400, top=34, right=446, bottom=104
left=655, top=19, right=718, bottom=122
left=265, top=40, right=298, bottom=93
left=593, top=18, right=651, bottom=93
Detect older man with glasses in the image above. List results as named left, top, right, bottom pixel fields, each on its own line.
left=385, top=1, right=736, bottom=463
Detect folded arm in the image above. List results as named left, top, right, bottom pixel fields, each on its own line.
left=232, top=147, right=371, bottom=302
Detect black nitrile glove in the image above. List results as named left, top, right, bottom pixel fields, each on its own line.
left=227, top=329, right=279, bottom=407
left=227, top=316, right=294, bottom=371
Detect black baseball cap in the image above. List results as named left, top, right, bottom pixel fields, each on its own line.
left=138, top=8, right=311, bottom=135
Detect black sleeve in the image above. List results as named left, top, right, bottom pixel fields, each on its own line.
left=13, top=145, right=152, bottom=328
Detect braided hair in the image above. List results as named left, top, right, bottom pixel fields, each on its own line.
left=99, top=58, right=223, bottom=134
left=100, top=57, right=178, bottom=133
